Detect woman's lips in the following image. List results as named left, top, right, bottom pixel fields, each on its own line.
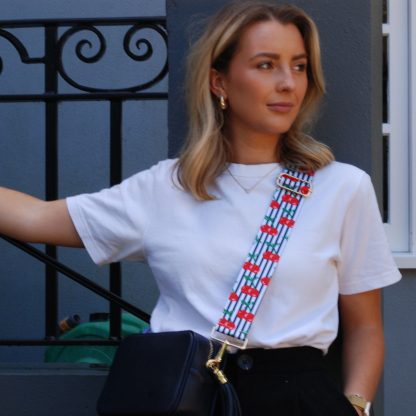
left=267, top=102, right=294, bottom=113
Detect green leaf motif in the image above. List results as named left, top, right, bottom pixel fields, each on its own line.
left=264, top=215, right=274, bottom=223
left=283, top=208, right=295, bottom=217
left=241, top=300, right=255, bottom=310
left=266, top=242, right=278, bottom=249
left=243, top=274, right=255, bottom=282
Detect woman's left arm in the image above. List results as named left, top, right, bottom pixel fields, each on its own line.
left=339, top=288, right=384, bottom=411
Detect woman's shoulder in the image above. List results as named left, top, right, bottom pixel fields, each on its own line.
left=314, top=161, right=372, bottom=197
left=146, top=158, right=179, bottom=174
left=317, top=160, right=367, bottom=177
left=129, top=158, right=179, bottom=182
left=114, top=159, right=180, bottom=194
left=316, top=160, right=369, bottom=183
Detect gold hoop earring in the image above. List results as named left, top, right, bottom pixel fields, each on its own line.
left=219, top=96, right=227, bottom=110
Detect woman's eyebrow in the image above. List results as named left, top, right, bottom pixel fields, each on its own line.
left=249, top=52, right=308, bottom=61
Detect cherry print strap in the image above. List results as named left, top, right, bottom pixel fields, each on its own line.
left=211, top=167, right=313, bottom=349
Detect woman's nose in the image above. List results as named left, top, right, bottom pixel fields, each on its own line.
left=275, top=67, right=295, bottom=92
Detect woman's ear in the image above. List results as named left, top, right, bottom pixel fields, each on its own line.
left=210, top=68, right=227, bottom=98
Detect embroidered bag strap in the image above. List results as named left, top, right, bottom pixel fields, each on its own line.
left=211, top=167, right=313, bottom=349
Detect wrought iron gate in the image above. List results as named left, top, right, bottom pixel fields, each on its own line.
left=0, top=16, right=168, bottom=346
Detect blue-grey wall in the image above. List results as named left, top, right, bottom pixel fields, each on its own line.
left=383, top=270, right=416, bottom=415
left=0, top=0, right=166, bottom=362
left=166, top=1, right=414, bottom=416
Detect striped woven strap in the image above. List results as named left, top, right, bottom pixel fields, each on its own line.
left=211, top=167, right=313, bottom=349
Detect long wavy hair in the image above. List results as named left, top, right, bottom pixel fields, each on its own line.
left=176, top=1, right=334, bottom=200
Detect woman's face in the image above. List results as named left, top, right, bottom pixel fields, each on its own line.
left=212, top=20, right=308, bottom=141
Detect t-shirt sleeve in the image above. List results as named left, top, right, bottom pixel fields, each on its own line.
left=338, top=172, right=401, bottom=294
left=66, top=168, right=156, bottom=266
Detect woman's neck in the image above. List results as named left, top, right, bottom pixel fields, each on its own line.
left=230, top=148, right=279, bottom=164
left=226, top=130, right=281, bottom=164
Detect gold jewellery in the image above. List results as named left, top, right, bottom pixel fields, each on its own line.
left=226, top=165, right=278, bottom=194
left=219, top=95, right=227, bottom=110
left=347, top=394, right=371, bottom=416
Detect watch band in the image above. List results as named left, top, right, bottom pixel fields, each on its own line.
left=347, top=394, right=371, bottom=416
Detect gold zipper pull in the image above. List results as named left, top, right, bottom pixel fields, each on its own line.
left=206, top=341, right=229, bottom=384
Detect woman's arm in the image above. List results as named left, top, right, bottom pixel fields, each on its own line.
left=0, top=187, right=83, bottom=247
left=339, top=289, right=384, bottom=415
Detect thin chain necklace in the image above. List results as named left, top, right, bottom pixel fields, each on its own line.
left=226, top=165, right=279, bottom=194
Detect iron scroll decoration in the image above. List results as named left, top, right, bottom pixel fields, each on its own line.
left=57, top=23, right=168, bottom=93
left=0, top=20, right=168, bottom=93
left=0, top=29, right=45, bottom=75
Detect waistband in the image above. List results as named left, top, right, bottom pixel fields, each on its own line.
left=225, top=346, right=325, bottom=372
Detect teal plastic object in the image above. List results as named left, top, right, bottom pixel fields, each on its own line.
left=44, top=313, right=149, bottom=365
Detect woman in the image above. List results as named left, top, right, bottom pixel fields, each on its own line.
left=0, top=1, right=400, bottom=415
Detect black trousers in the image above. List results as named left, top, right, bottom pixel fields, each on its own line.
left=216, top=346, right=358, bottom=416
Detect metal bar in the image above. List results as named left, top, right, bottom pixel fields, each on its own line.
left=109, top=263, right=122, bottom=339
left=44, top=24, right=59, bottom=340
left=110, top=101, right=123, bottom=187
left=0, top=17, right=166, bottom=27
left=109, top=100, right=123, bottom=339
left=0, top=93, right=168, bottom=102
left=0, top=236, right=151, bottom=323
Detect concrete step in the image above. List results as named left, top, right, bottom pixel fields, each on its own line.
left=0, top=363, right=108, bottom=416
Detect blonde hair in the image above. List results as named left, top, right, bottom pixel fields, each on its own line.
left=176, top=1, right=334, bottom=200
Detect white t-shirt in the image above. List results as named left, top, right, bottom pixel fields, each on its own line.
left=66, top=159, right=401, bottom=352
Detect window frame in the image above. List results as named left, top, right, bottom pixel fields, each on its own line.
left=390, top=0, right=416, bottom=268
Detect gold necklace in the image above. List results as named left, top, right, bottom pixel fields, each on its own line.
left=226, top=165, right=278, bottom=193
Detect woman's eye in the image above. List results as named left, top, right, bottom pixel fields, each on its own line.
left=293, top=63, right=307, bottom=72
left=257, top=61, right=273, bottom=70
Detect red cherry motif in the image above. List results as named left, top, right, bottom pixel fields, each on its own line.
left=261, top=277, right=271, bottom=286
left=237, top=310, right=255, bottom=322
left=270, top=200, right=280, bottom=209
left=241, top=285, right=260, bottom=297
left=243, top=262, right=260, bottom=273
left=300, top=186, right=311, bottom=195
left=263, top=251, right=280, bottom=262
left=229, top=292, right=239, bottom=302
left=282, top=195, right=300, bottom=205
left=279, top=217, right=295, bottom=228
left=260, top=225, right=279, bottom=236
left=218, top=318, right=236, bottom=330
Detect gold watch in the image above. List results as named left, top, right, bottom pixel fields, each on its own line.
left=347, top=394, right=371, bottom=416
